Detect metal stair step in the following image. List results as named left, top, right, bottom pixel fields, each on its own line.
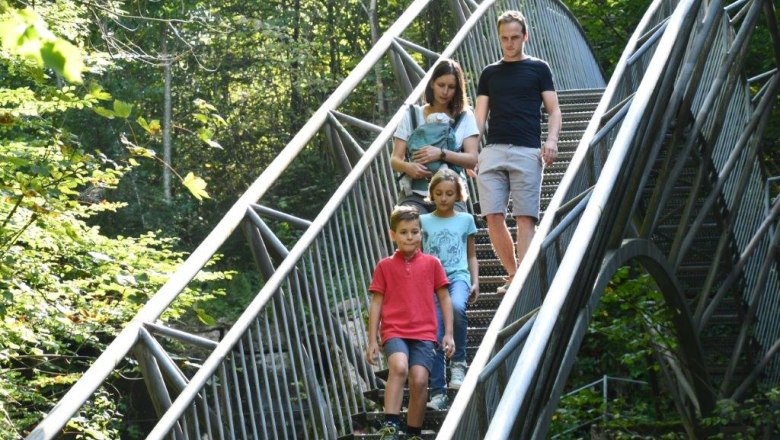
left=466, top=309, right=496, bottom=327
left=363, top=387, right=461, bottom=407
left=351, top=409, right=447, bottom=432
left=339, top=433, right=436, bottom=440
left=555, top=88, right=606, bottom=104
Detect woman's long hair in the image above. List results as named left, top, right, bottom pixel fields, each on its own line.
left=424, top=59, right=469, bottom=115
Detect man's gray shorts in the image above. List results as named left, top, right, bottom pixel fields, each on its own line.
left=476, top=144, right=543, bottom=220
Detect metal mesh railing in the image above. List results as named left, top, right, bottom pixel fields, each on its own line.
left=27, top=0, right=605, bottom=438
left=27, top=0, right=779, bottom=437
left=443, top=0, right=780, bottom=437
left=441, top=0, right=681, bottom=436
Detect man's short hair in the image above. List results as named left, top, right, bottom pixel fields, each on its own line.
left=389, top=205, right=420, bottom=231
left=497, top=10, right=528, bottom=34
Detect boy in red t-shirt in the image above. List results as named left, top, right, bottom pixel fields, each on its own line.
left=366, top=205, right=455, bottom=439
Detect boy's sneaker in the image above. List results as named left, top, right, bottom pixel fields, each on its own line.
left=376, top=422, right=400, bottom=440
left=449, top=361, right=467, bottom=389
left=426, top=392, right=449, bottom=410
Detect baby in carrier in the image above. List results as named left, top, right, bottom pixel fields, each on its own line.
left=399, top=112, right=461, bottom=196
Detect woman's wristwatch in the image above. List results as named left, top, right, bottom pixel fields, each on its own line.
left=440, top=148, right=446, bottom=161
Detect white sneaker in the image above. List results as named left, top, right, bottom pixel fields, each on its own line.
left=426, top=393, right=449, bottom=410
left=449, top=361, right=467, bottom=389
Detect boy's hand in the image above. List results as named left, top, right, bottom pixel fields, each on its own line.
left=468, top=283, right=480, bottom=304
left=441, top=335, right=455, bottom=359
left=366, top=341, right=380, bottom=366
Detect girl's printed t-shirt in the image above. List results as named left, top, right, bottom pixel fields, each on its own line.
left=421, top=212, right=477, bottom=284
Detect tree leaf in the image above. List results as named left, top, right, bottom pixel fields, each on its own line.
left=194, top=307, right=216, bottom=326
left=93, top=107, right=115, bottom=118
left=147, top=119, right=161, bottom=135
left=87, top=82, right=112, bottom=101
left=113, top=100, right=133, bottom=119
left=128, top=146, right=156, bottom=158
left=40, top=39, right=84, bottom=84
left=182, top=172, right=210, bottom=200
left=137, top=116, right=161, bottom=135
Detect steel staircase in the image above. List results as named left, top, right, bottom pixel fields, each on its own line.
left=341, top=88, right=605, bottom=439
left=27, top=0, right=779, bottom=438
left=442, top=0, right=780, bottom=437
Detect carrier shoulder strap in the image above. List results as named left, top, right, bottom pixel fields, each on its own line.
left=409, top=105, right=419, bottom=130
left=452, top=111, right=465, bottom=129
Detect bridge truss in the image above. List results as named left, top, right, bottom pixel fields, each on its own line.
left=28, top=0, right=779, bottom=438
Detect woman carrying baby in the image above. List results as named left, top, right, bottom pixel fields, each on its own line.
left=391, top=59, right=479, bottom=214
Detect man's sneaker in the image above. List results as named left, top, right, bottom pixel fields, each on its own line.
left=449, top=361, right=467, bottom=389
left=426, top=393, right=449, bottom=410
left=376, top=423, right=400, bottom=440
left=496, top=274, right=515, bottom=295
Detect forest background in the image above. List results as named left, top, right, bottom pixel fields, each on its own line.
left=1, top=0, right=778, bottom=438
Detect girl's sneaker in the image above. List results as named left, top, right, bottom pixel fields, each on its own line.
left=449, top=361, right=467, bottom=388
left=426, top=393, right=449, bottom=410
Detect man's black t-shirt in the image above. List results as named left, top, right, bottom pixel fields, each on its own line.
left=477, top=58, right=555, bottom=148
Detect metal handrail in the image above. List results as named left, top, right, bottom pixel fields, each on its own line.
left=28, top=0, right=779, bottom=437
left=26, top=1, right=436, bottom=437
left=473, top=0, right=780, bottom=436
left=483, top=0, right=699, bottom=429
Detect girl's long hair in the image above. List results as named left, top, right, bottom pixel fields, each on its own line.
left=427, top=168, right=468, bottom=202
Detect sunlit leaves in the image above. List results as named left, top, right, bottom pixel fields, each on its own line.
left=193, top=306, right=217, bottom=326
left=192, top=99, right=226, bottom=149
left=92, top=100, right=132, bottom=119
left=0, top=7, right=84, bottom=83
left=112, top=100, right=133, bottom=118
left=86, top=82, right=112, bottom=101
left=182, top=172, right=210, bottom=200
left=137, top=116, right=162, bottom=135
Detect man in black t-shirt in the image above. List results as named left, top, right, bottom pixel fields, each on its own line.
left=475, top=10, right=562, bottom=295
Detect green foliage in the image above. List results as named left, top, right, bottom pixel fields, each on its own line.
left=553, top=265, right=780, bottom=438
left=562, top=0, right=647, bottom=76
left=0, top=7, right=84, bottom=83
left=551, top=267, right=683, bottom=437
left=701, top=389, right=780, bottom=439
left=0, top=3, right=230, bottom=437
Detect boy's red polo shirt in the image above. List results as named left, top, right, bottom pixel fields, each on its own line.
left=369, top=249, right=449, bottom=344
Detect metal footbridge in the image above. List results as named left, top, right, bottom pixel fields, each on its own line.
left=29, top=0, right=780, bottom=438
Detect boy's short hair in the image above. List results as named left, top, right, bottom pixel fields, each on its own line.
left=497, top=10, right=528, bottom=34
left=389, top=205, right=420, bottom=231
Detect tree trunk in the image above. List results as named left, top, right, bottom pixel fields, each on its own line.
left=289, top=0, right=304, bottom=128
left=367, top=0, right=387, bottom=119
left=162, top=26, right=172, bottom=204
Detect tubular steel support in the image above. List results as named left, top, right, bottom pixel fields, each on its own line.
left=27, top=0, right=780, bottom=437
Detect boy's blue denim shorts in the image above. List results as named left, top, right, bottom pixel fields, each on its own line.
left=383, top=338, right=436, bottom=372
